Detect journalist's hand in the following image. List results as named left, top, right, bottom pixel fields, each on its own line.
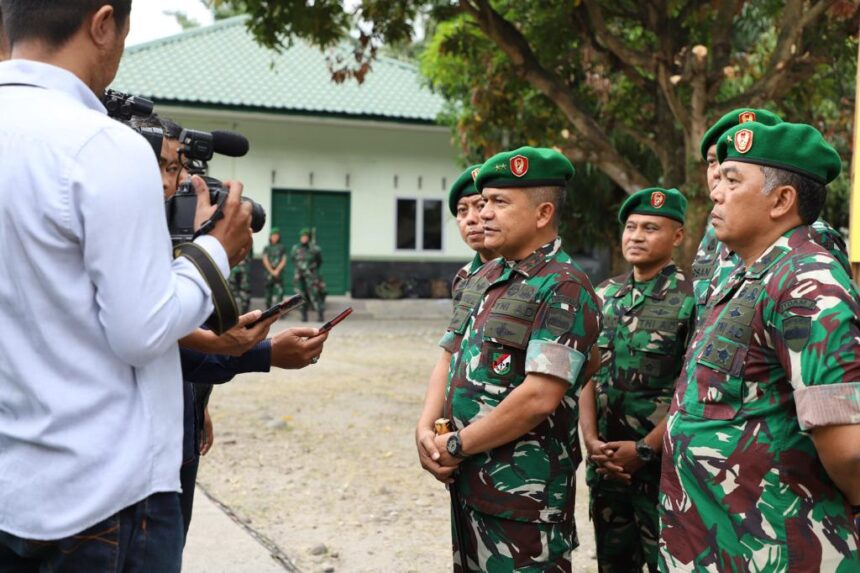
left=197, top=177, right=253, bottom=267
left=269, top=327, right=329, bottom=369
left=211, top=310, right=277, bottom=356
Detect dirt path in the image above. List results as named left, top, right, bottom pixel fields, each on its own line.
left=197, top=318, right=598, bottom=573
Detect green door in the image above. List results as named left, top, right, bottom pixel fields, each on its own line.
left=270, top=189, right=351, bottom=295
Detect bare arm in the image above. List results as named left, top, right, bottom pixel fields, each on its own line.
left=811, top=423, right=860, bottom=504
left=415, top=351, right=457, bottom=483
left=179, top=311, right=275, bottom=356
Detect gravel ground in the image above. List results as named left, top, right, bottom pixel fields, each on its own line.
left=196, top=317, right=599, bottom=573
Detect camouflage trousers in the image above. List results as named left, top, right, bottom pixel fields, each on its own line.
left=589, top=485, right=659, bottom=573
left=264, top=274, right=284, bottom=308
left=451, top=497, right=576, bottom=572
left=229, top=268, right=251, bottom=314
left=295, top=276, right=325, bottom=320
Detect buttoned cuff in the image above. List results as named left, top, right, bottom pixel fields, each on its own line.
left=439, top=331, right=457, bottom=353
left=525, top=341, right=586, bottom=385
left=794, top=382, right=860, bottom=430
left=193, top=235, right=230, bottom=279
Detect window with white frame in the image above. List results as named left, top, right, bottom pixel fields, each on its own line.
left=396, top=198, right=443, bottom=251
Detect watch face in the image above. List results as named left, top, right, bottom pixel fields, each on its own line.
left=447, top=435, right=459, bottom=456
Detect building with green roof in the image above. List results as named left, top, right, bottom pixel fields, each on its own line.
left=111, top=17, right=471, bottom=297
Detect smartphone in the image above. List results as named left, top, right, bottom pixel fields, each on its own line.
left=245, top=294, right=304, bottom=329
left=319, top=307, right=353, bottom=332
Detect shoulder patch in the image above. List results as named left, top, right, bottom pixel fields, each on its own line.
left=777, top=299, right=817, bottom=314
left=783, top=315, right=812, bottom=352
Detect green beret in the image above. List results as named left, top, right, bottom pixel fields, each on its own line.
left=299, top=227, right=311, bottom=236
left=270, top=227, right=280, bottom=235
left=618, top=187, right=687, bottom=224
left=717, top=122, right=841, bottom=185
left=700, top=108, right=783, bottom=161
left=448, top=164, right=482, bottom=215
left=474, top=146, right=574, bottom=191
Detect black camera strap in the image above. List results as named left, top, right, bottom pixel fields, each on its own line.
left=173, top=242, right=239, bottom=335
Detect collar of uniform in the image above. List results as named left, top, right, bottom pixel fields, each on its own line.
left=614, top=263, right=676, bottom=300
left=509, top=237, right=561, bottom=277
left=744, top=227, right=802, bottom=279
left=0, top=59, right=106, bottom=114
left=468, top=252, right=485, bottom=275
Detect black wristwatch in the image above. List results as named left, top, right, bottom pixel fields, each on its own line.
left=447, top=431, right=468, bottom=458
left=635, top=439, right=657, bottom=462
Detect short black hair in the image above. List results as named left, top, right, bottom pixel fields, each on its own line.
left=528, top=186, right=566, bottom=228
left=762, top=166, right=826, bottom=225
left=1, top=1, right=131, bottom=49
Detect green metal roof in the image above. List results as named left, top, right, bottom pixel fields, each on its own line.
left=112, top=16, right=444, bottom=124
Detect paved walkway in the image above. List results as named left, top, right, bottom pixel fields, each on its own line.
left=183, top=488, right=293, bottom=573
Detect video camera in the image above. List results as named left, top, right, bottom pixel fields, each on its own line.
left=103, top=89, right=266, bottom=246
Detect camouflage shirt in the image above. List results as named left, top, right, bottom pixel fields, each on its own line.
left=290, top=243, right=322, bottom=280
left=659, top=226, right=860, bottom=571
left=587, top=263, right=694, bottom=491
left=263, top=242, right=287, bottom=269
left=440, top=238, right=601, bottom=523
left=691, top=219, right=850, bottom=330
left=451, top=253, right=487, bottom=306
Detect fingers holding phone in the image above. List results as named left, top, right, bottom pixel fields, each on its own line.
left=270, top=327, right=329, bottom=369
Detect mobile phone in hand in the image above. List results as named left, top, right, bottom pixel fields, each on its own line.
left=319, top=307, right=353, bottom=332
left=245, top=294, right=304, bottom=329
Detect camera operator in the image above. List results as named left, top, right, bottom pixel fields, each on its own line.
left=0, top=2, right=252, bottom=571
left=130, top=113, right=329, bottom=539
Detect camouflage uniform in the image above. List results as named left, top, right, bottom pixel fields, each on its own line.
left=262, top=241, right=286, bottom=308
left=290, top=242, right=325, bottom=321
left=229, top=249, right=253, bottom=314
left=691, top=219, right=850, bottom=330
left=452, top=253, right=486, bottom=305
left=587, top=264, right=694, bottom=573
left=659, top=226, right=860, bottom=571
left=440, top=238, right=601, bottom=571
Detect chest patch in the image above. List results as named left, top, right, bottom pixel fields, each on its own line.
left=491, top=352, right=512, bottom=375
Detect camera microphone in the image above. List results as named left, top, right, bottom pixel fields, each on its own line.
left=211, top=131, right=249, bottom=158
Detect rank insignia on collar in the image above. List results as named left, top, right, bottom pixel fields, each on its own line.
left=739, top=111, right=756, bottom=123
left=471, top=168, right=480, bottom=181
left=510, top=155, right=529, bottom=177
left=734, top=128, right=754, bottom=153
left=491, top=352, right=512, bottom=375
left=650, top=191, right=666, bottom=208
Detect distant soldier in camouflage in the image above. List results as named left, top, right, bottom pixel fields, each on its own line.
left=448, top=164, right=498, bottom=304
left=229, top=248, right=253, bottom=314
left=580, top=187, right=694, bottom=573
left=262, top=227, right=286, bottom=309
left=290, top=228, right=325, bottom=322
left=416, top=147, right=601, bottom=571
left=659, top=122, right=860, bottom=571
left=691, top=108, right=850, bottom=329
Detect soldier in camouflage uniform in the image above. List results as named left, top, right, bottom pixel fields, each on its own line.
left=449, top=164, right=498, bottom=304
left=417, top=147, right=601, bottom=572
left=262, top=227, right=287, bottom=309
left=229, top=248, right=253, bottom=314
left=290, top=228, right=325, bottom=322
left=691, top=108, right=850, bottom=329
left=659, top=121, right=860, bottom=571
left=579, top=188, right=694, bottom=573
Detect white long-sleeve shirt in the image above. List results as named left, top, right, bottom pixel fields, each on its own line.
left=0, top=59, right=229, bottom=539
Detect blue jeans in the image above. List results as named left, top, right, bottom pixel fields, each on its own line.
left=0, top=492, right=183, bottom=573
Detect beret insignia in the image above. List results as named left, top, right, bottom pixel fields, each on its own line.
left=510, top=155, right=529, bottom=177
left=734, top=128, right=754, bottom=154
left=739, top=111, right=757, bottom=124
left=650, top=191, right=666, bottom=208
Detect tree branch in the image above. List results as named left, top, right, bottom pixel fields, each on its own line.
left=459, top=0, right=651, bottom=192
left=581, top=0, right=654, bottom=72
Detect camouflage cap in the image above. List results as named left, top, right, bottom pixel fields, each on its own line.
left=700, top=108, right=783, bottom=161
left=474, top=146, right=574, bottom=191
left=448, top=164, right=482, bottom=215
left=299, top=227, right=311, bottom=236
left=717, top=122, right=842, bottom=184
left=618, top=187, right=687, bottom=224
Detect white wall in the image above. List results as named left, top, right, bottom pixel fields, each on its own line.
left=157, top=107, right=473, bottom=262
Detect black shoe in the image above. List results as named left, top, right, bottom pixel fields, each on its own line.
left=317, top=312, right=324, bottom=322
left=301, top=310, right=309, bottom=322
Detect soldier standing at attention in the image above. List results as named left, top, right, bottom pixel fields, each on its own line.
left=659, top=122, right=860, bottom=571
left=448, top=164, right=498, bottom=302
left=691, top=108, right=849, bottom=328
left=290, top=228, right=325, bottom=322
left=229, top=248, right=253, bottom=314
left=419, top=146, right=602, bottom=571
left=262, top=227, right=287, bottom=308
left=580, top=188, right=694, bottom=573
